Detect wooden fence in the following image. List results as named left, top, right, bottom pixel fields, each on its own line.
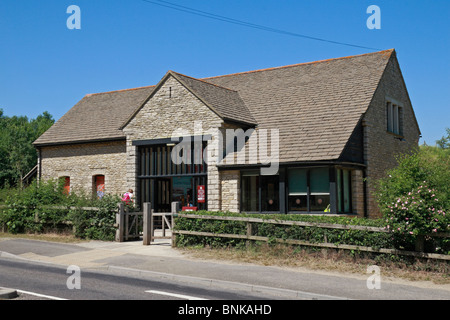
left=115, top=202, right=178, bottom=245
left=172, top=214, right=450, bottom=261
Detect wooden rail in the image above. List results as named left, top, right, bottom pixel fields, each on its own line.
left=173, top=214, right=450, bottom=261
left=116, top=202, right=178, bottom=245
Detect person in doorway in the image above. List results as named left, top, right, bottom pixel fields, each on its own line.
left=122, top=189, right=134, bottom=205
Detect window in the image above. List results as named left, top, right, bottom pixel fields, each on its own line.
left=336, top=169, right=352, bottom=213
left=261, top=175, right=279, bottom=212
left=288, top=169, right=307, bottom=212
left=241, top=172, right=259, bottom=212
left=288, top=168, right=330, bottom=212
left=61, top=176, right=70, bottom=195
left=138, top=143, right=207, bottom=177
left=93, top=175, right=105, bottom=199
left=387, top=101, right=402, bottom=135
left=241, top=171, right=280, bottom=212
left=310, top=168, right=330, bottom=211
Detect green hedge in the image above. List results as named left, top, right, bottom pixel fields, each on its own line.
left=0, top=180, right=120, bottom=240
left=174, top=211, right=393, bottom=250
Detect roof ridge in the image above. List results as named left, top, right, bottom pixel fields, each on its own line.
left=169, top=70, right=238, bottom=92
left=82, top=49, right=393, bottom=97
left=86, top=84, right=156, bottom=97
left=202, top=49, right=395, bottom=80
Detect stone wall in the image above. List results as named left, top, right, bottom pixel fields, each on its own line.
left=351, top=169, right=365, bottom=217
left=122, top=75, right=225, bottom=211
left=362, top=54, right=421, bottom=218
left=39, top=140, right=127, bottom=196
left=220, top=170, right=240, bottom=213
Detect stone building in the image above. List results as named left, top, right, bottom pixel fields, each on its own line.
left=33, top=49, right=420, bottom=218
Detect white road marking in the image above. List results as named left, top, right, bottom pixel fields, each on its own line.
left=16, top=289, right=68, bottom=300
left=145, top=290, right=208, bottom=300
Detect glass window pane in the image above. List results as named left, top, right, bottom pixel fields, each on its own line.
left=393, top=105, right=399, bottom=135
left=387, top=102, right=393, bottom=132
left=336, top=169, right=342, bottom=212
left=343, top=170, right=351, bottom=212
left=261, top=175, right=279, bottom=212
left=310, top=194, right=330, bottom=211
left=241, top=175, right=259, bottom=212
left=288, top=169, right=307, bottom=195
left=288, top=195, right=307, bottom=212
left=310, top=168, right=329, bottom=194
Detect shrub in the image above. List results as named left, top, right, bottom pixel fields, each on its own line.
left=376, top=146, right=449, bottom=252
left=174, top=211, right=392, bottom=250
left=0, top=179, right=72, bottom=233
left=68, top=194, right=120, bottom=241
left=383, top=184, right=449, bottom=252
left=0, top=179, right=120, bottom=240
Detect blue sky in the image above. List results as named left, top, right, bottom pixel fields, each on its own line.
left=0, top=0, right=448, bottom=145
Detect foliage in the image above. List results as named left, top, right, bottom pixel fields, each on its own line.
left=375, top=143, right=450, bottom=252
left=0, top=109, right=54, bottom=188
left=0, top=179, right=71, bottom=233
left=382, top=184, right=449, bottom=252
left=68, top=194, right=120, bottom=241
left=436, top=127, right=450, bottom=149
left=376, top=147, right=449, bottom=211
left=0, top=179, right=120, bottom=240
left=174, top=210, right=392, bottom=250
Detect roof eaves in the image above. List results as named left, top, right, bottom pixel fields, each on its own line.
left=33, top=136, right=126, bottom=147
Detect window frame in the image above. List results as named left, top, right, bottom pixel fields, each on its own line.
left=287, top=167, right=331, bottom=213
left=93, top=174, right=105, bottom=199
left=240, top=171, right=280, bottom=213
left=386, top=98, right=403, bottom=136
left=336, top=168, right=352, bottom=213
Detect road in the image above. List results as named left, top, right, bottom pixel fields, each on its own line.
left=0, top=238, right=449, bottom=302
left=0, top=257, right=291, bottom=301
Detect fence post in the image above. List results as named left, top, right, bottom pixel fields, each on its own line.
left=143, top=202, right=152, bottom=245
left=246, top=221, right=253, bottom=247
left=116, top=203, right=125, bottom=242
left=171, top=202, right=180, bottom=247
left=415, top=235, right=425, bottom=252
left=171, top=201, right=180, bottom=215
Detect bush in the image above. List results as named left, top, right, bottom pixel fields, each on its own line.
left=69, top=194, right=120, bottom=241
left=0, top=179, right=72, bottom=233
left=174, top=211, right=392, bottom=250
left=383, top=184, right=449, bottom=252
left=376, top=146, right=450, bottom=252
left=0, top=179, right=120, bottom=240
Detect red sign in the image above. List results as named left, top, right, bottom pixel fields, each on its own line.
left=197, top=185, right=206, bottom=203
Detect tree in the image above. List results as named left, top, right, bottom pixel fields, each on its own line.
left=436, top=127, right=450, bottom=149
left=0, top=109, right=54, bottom=188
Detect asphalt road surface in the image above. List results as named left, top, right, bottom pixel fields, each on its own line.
left=1, top=238, right=449, bottom=302
left=0, top=257, right=294, bottom=301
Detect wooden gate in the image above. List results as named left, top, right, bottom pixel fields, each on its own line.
left=115, top=202, right=179, bottom=245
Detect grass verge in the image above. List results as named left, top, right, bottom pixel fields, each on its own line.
left=0, top=231, right=86, bottom=244
left=178, top=243, right=450, bottom=285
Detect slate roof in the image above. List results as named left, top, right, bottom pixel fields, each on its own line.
left=171, top=71, right=257, bottom=126
left=34, top=49, right=396, bottom=163
left=206, top=49, right=394, bottom=162
left=34, top=86, right=155, bottom=146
